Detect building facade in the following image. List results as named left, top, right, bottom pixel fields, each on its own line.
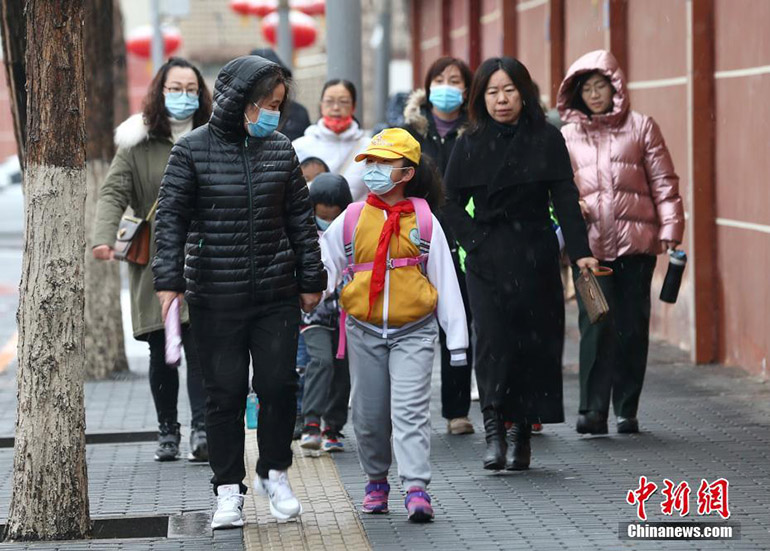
left=410, top=0, right=770, bottom=377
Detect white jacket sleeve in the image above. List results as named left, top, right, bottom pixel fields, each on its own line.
left=319, top=212, right=348, bottom=299
left=426, top=214, right=469, bottom=366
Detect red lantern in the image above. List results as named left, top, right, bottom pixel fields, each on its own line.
left=126, top=26, right=182, bottom=59
left=291, top=0, right=324, bottom=16
left=248, top=0, right=277, bottom=17
left=229, top=0, right=251, bottom=16
left=261, top=10, right=317, bottom=49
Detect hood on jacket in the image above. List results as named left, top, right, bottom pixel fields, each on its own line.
left=403, top=88, right=468, bottom=138
left=210, top=55, right=287, bottom=142
left=557, top=50, right=630, bottom=126
left=404, top=89, right=430, bottom=137
left=250, top=48, right=292, bottom=77
left=309, top=173, right=353, bottom=210
left=114, top=113, right=150, bottom=149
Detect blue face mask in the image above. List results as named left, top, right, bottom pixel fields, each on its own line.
left=429, top=84, right=464, bottom=113
left=315, top=216, right=331, bottom=231
left=363, top=163, right=411, bottom=195
left=165, top=92, right=199, bottom=120
left=245, top=102, right=281, bottom=138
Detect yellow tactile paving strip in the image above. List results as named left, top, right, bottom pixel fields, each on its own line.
left=242, top=430, right=372, bottom=551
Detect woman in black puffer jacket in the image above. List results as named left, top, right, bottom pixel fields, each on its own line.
left=153, top=55, right=326, bottom=528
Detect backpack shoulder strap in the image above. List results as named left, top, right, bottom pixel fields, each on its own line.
left=408, top=197, right=433, bottom=254
left=343, top=201, right=366, bottom=265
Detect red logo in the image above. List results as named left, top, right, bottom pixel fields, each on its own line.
left=696, top=478, right=731, bottom=520
left=661, top=479, right=691, bottom=517
left=626, top=476, right=658, bottom=521
left=627, top=478, right=731, bottom=521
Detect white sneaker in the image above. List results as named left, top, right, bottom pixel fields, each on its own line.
left=211, top=484, right=244, bottom=530
left=256, top=470, right=303, bottom=520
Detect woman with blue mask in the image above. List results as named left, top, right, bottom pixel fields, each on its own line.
left=92, top=57, right=212, bottom=466
left=402, top=57, right=477, bottom=438
left=403, top=57, right=472, bottom=175
left=153, top=55, right=326, bottom=530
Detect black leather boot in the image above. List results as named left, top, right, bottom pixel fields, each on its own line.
left=482, top=409, right=506, bottom=470
left=576, top=411, right=609, bottom=435
left=505, top=422, right=531, bottom=471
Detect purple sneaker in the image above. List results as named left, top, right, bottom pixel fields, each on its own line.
left=405, top=487, right=434, bottom=522
left=362, top=480, right=390, bottom=514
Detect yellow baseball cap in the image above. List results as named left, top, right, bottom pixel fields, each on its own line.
left=355, top=128, right=421, bottom=165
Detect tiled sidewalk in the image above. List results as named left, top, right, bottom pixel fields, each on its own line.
left=242, top=432, right=370, bottom=551
left=331, top=306, right=770, bottom=550
left=0, top=303, right=768, bottom=549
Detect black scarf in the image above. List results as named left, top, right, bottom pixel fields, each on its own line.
left=448, top=118, right=573, bottom=196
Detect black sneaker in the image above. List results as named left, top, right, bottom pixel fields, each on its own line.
left=617, top=417, right=639, bottom=434
left=188, top=424, right=208, bottom=462
left=155, top=422, right=181, bottom=461
left=292, top=414, right=303, bottom=441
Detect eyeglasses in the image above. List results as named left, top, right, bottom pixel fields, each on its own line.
left=321, top=98, right=353, bottom=108
left=164, top=87, right=200, bottom=98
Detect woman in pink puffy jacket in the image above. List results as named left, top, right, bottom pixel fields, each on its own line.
left=557, top=50, right=685, bottom=435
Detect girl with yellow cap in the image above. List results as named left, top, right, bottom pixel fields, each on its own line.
left=320, top=128, right=468, bottom=523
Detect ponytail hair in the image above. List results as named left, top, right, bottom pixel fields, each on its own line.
left=403, top=155, right=444, bottom=210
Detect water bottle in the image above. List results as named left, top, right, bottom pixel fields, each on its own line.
left=660, top=249, right=687, bottom=304
left=245, top=393, right=259, bottom=429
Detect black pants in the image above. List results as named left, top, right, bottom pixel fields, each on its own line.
left=189, top=298, right=300, bottom=492
left=147, top=327, right=206, bottom=427
left=301, top=326, right=350, bottom=431
left=573, top=254, right=657, bottom=419
left=439, top=247, right=473, bottom=420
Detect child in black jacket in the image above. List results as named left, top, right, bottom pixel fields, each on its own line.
left=299, top=173, right=353, bottom=452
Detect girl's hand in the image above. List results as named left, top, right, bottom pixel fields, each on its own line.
left=92, top=245, right=114, bottom=260
left=576, top=257, right=600, bottom=275
left=157, top=291, right=184, bottom=322
left=661, top=240, right=678, bottom=251
left=300, top=292, right=322, bottom=313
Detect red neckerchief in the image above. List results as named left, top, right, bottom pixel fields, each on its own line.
left=365, top=193, right=415, bottom=320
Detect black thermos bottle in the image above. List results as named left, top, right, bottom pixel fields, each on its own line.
left=660, top=249, right=687, bottom=304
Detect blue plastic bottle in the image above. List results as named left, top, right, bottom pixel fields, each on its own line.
left=246, top=393, right=259, bottom=429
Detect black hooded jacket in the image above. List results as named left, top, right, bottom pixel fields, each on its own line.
left=250, top=48, right=311, bottom=141
left=153, top=55, right=326, bottom=310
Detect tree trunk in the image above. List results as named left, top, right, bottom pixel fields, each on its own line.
left=112, top=0, right=130, bottom=125
left=83, top=0, right=128, bottom=380
left=0, top=0, right=27, bottom=166
left=5, top=0, right=90, bottom=541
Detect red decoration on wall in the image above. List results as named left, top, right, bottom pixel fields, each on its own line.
left=260, top=10, right=318, bottom=49
left=126, top=26, right=182, bottom=59
left=291, top=0, right=325, bottom=16
left=248, top=0, right=277, bottom=17
left=242, top=0, right=325, bottom=18
left=229, top=0, right=251, bottom=16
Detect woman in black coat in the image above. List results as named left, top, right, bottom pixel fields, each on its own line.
left=443, top=57, right=598, bottom=471
left=153, top=55, right=326, bottom=529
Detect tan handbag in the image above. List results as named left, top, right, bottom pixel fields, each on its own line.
left=113, top=199, right=158, bottom=266
left=575, top=266, right=612, bottom=324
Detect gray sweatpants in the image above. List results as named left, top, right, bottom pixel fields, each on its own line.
left=346, top=317, right=437, bottom=489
